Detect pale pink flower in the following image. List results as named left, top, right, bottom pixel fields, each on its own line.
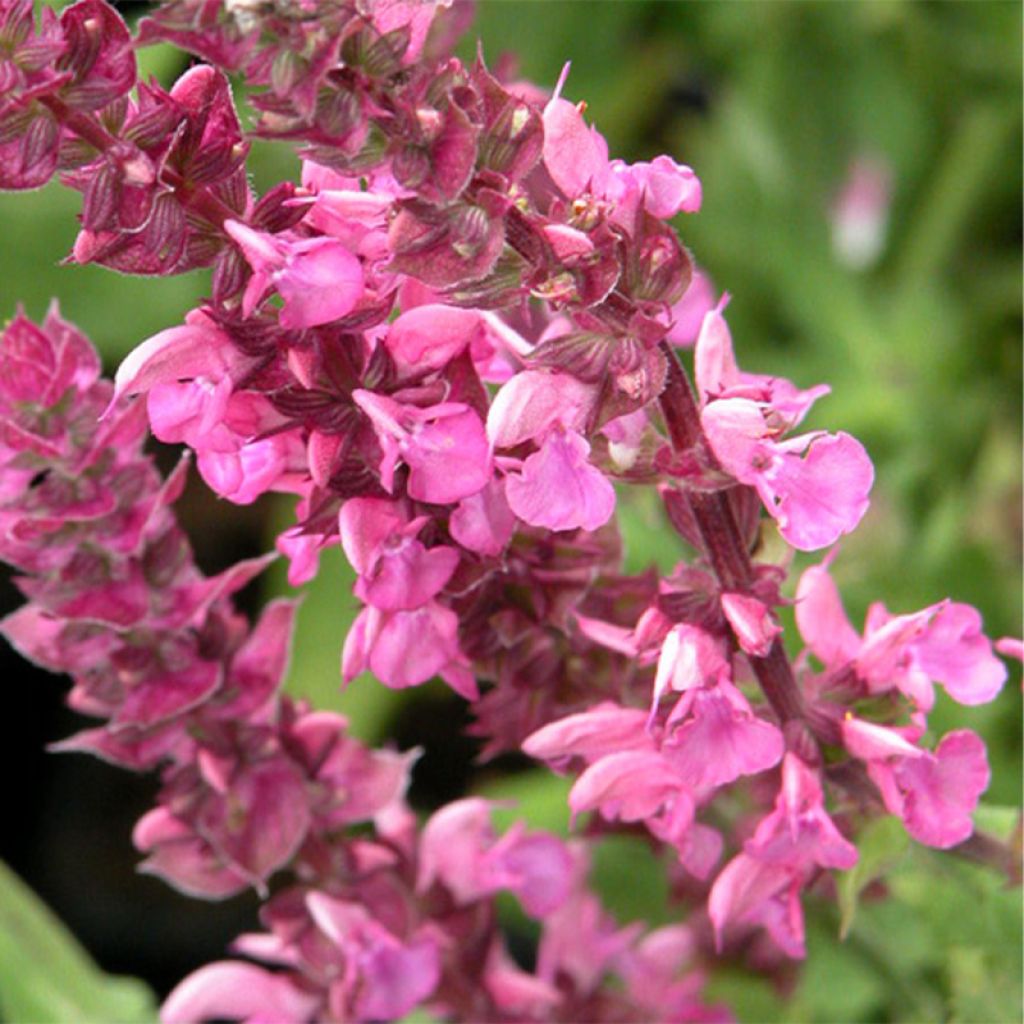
left=830, top=155, right=892, bottom=271
left=162, top=961, right=318, bottom=1024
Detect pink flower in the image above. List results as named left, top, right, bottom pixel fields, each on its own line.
left=665, top=270, right=717, bottom=347
left=522, top=702, right=654, bottom=770
left=383, top=304, right=484, bottom=379
left=542, top=87, right=610, bottom=200
left=796, top=563, right=1007, bottom=708
left=708, top=854, right=807, bottom=958
left=721, top=592, right=782, bottom=658
left=353, top=390, right=492, bottom=505
left=746, top=754, right=858, bottom=871
left=197, top=434, right=300, bottom=505
left=305, top=892, right=441, bottom=1021
left=913, top=602, right=1009, bottom=706
left=654, top=624, right=730, bottom=698
left=340, top=497, right=459, bottom=611
left=342, top=601, right=478, bottom=699
left=504, top=427, right=616, bottom=533
left=692, top=303, right=872, bottom=549
left=133, top=752, right=311, bottom=899
left=708, top=758, right=853, bottom=959
left=661, top=681, right=785, bottom=792
left=486, top=369, right=598, bottom=448
left=569, top=749, right=694, bottom=828
left=607, top=154, right=702, bottom=220
left=482, top=941, right=562, bottom=1019
left=488, top=371, right=613, bottom=531
left=286, top=710, right=416, bottom=830
left=224, top=220, right=364, bottom=328
left=417, top=798, right=573, bottom=917
left=703, top=397, right=873, bottom=550
left=694, top=300, right=830, bottom=425
left=842, top=717, right=990, bottom=848
left=995, top=637, right=1024, bottom=663
left=449, top=477, right=517, bottom=556
left=541, top=74, right=700, bottom=224
left=113, top=311, right=253, bottom=406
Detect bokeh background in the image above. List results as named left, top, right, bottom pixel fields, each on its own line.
left=1, top=2, right=1020, bottom=1021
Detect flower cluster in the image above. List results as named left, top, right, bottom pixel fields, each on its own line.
left=0, top=309, right=728, bottom=1023
left=0, top=0, right=1017, bottom=1021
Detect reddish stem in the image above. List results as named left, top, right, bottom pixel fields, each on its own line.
left=656, top=340, right=838, bottom=743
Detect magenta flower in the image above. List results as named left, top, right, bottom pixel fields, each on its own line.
left=666, top=270, right=718, bottom=347
left=487, top=369, right=598, bottom=448
left=304, top=893, right=442, bottom=1021
left=224, top=220, right=364, bottom=328
left=708, top=855, right=807, bottom=958
left=133, top=749, right=311, bottom=899
left=113, top=311, right=254, bottom=404
left=449, top=478, right=517, bottom=556
left=487, top=369, right=613, bottom=531
left=569, top=749, right=694, bottom=827
left=694, top=300, right=830, bottom=424
left=522, top=702, right=654, bottom=770
left=746, top=754, right=858, bottom=871
left=542, top=75, right=700, bottom=223
left=721, top=592, right=782, bottom=658
left=691, top=302, right=871, bottom=549
left=607, top=154, right=703, bottom=219
left=708, top=756, right=855, bottom=958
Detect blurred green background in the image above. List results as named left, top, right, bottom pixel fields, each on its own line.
left=0, top=2, right=1020, bottom=1022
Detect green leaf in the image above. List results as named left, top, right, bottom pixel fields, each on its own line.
left=972, top=803, right=1021, bottom=842
left=948, top=945, right=1023, bottom=1024
left=0, top=860, right=157, bottom=1024
left=837, top=816, right=910, bottom=939
left=589, top=835, right=673, bottom=928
